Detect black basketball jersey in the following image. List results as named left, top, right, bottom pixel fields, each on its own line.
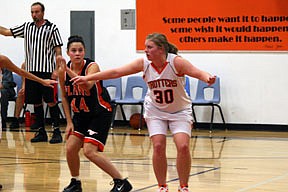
left=65, top=59, right=112, bottom=114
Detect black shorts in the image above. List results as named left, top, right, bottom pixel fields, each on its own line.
left=72, top=110, right=112, bottom=152
left=25, top=72, right=58, bottom=104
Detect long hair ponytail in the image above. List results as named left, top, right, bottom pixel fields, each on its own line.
left=146, top=33, right=178, bottom=55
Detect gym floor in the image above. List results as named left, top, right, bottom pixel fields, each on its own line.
left=0, top=125, right=288, bottom=191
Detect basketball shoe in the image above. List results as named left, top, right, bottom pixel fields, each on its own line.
left=110, top=178, right=132, bottom=192
left=158, top=185, right=168, bottom=192
left=63, top=178, right=82, bottom=192
left=49, top=127, right=63, bottom=144
left=178, top=186, right=189, bottom=192
left=30, top=128, right=48, bottom=142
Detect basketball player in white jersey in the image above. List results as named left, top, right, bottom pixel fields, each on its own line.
left=69, top=33, right=216, bottom=192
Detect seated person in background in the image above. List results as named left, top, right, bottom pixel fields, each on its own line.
left=9, top=86, right=24, bottom=129
left=9, top=62, right=42, bottom=129
left=0, top=68, right=16, bottom=128
left=9, top=63, right=25, bottom=129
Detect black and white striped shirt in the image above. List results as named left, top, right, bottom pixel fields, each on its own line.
left=10, top=20, right=63, bottom=73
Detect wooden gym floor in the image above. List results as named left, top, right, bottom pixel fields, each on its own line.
left=0, top=125, right=288, bottom=191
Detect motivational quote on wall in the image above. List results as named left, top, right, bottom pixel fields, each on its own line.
left=136, top=0, right=288, bottom=51
left=163, top=15, right=286, bottom=44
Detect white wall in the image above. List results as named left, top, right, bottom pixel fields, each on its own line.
left=1, top=0, right=287, bottom=125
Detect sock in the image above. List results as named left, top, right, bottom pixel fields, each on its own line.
left=72, top=176, right=80, bottom=181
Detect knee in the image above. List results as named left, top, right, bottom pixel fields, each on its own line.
left=66, top=143, right=78, bottom=155
left=177, top=143, right=190, bottom=154
left=153, top=142, right=165, bottom=155
left=83, top=147, right=96, bottom=160
left=66, top=145, right=73, bottom=154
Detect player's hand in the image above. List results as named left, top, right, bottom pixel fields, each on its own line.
left=51, top=70, right=58, bottom=80
left=65, top=122, right=74, bottom=140
left=70, top=75, right=88, bottom=85
left=18, top=88, right=25, bottom=96
left=56, top=56, right=67, bottom=72
left=42, top=79, right=58, bottom=88
left=56, top=55, right=66, bottom=65
left=207, top=75, right=216, bottom=86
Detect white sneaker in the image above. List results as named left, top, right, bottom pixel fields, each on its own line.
left=178, top=186, right=189, bottom=192
left=158, top=185, right=168, bottom=192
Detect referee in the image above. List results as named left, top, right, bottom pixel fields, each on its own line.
left=0, top=2, right=63, bottom=144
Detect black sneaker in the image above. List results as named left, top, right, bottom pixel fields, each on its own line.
left=110, top=178, right=132, bottom=192
left=63, top=178, right=82, bottom=192
left=9, top=118, right=20, bottom=129
left=30, top=128, right=48, bottom=142
left=49, top=128, right=63, bottom=144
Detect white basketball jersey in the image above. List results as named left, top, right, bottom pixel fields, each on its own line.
left=143, top=53, right=192, bottom=121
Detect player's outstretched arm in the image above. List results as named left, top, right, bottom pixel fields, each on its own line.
left=70, top=58, right=144, bottom=85
left=0, top=54, right=57, bottom=88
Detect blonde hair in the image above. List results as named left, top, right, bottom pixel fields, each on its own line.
left=146, top=33, right=178, bottom=55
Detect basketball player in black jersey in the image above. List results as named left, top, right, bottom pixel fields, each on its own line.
left=57, top=35, right=132, bottom=192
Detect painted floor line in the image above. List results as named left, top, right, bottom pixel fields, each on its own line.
left=236, top=172, right=288, bottom=192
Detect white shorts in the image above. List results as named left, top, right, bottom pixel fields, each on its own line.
left=146, top=118, right=192, bottom=137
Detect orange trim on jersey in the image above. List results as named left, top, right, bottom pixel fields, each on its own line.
left=69, top=130, right=85, bottom=140
left=151, top=61, right=168, bottom=74
left=85, top=60, right=95, bottom=75
left=69, top=60, right=85, bottom=75
left=84, top=61, right=112, bottom=112
left=84, top=137, right=105, bottom=152
left=95, top=81, right=112, bottom=112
